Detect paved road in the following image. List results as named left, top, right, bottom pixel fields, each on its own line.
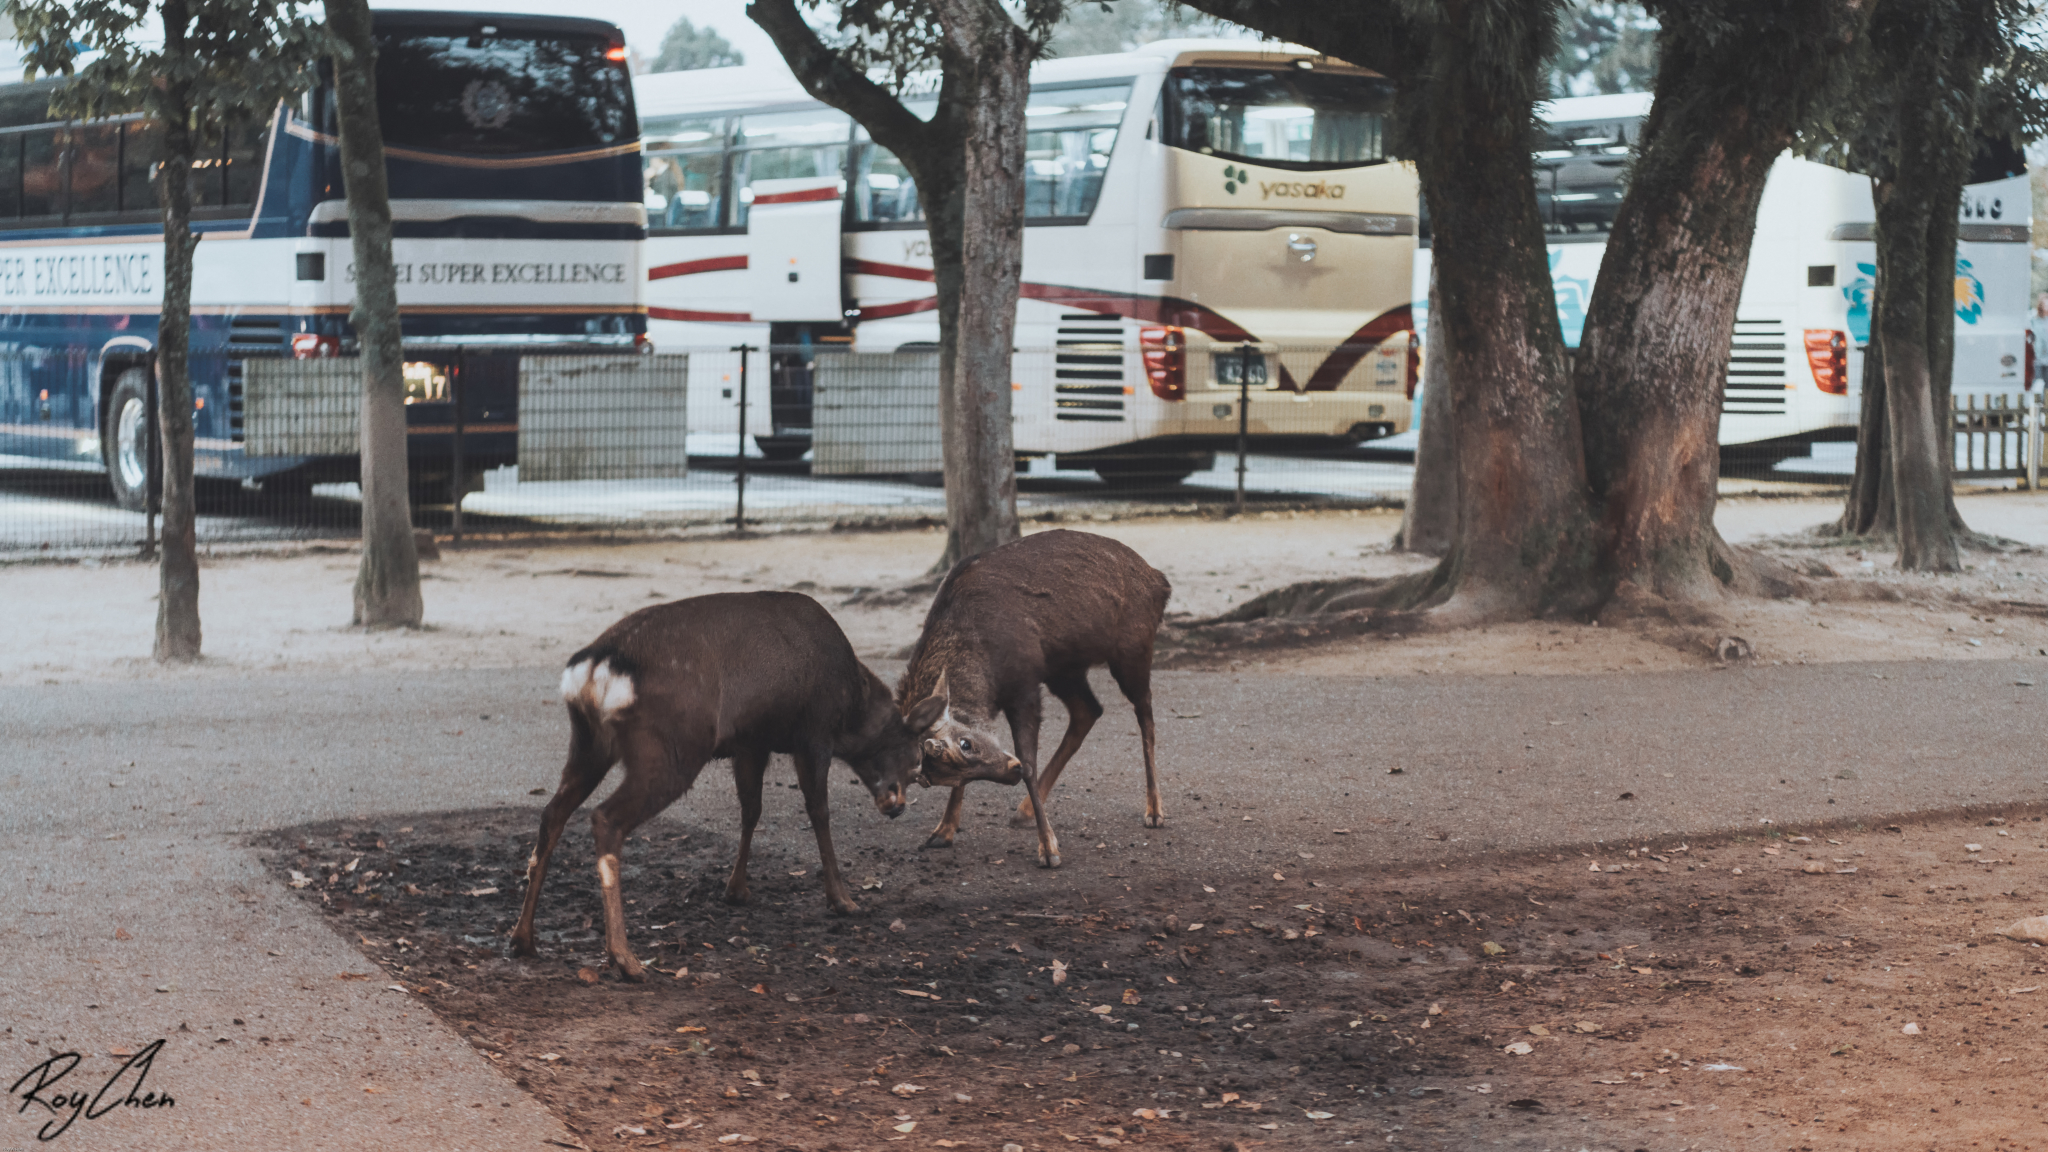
left=2, top=658, right=2043, bottom=1149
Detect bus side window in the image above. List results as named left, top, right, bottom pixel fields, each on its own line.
left=224, top=119, right=266, bottom=209
left=68, top=125, right=120, bottom=217
left=645, top=151, right=725, bottom=230
left=22, top=128, right=61, bottom=219
left=121, top=122, right=160, bottom=214
left=0, top=135, right=20, bottom=220
left=853, top=144, right=921, bottom=225
left=735, top=143, right=846, bottom=228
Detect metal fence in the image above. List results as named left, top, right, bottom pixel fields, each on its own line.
left=5, top=343, right=2040, bottom=558
left=0, top=344, right=1423, bottom=558
left=1727, top=391, right=2047, bottom=486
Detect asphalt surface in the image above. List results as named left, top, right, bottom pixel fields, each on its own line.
left=2, top=658, right=2044, bottom=1150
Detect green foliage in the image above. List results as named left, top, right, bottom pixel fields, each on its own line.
left=818, top=0, right=1065, bottom=91
left=1044, top=0, right=1241, bottom=57
left=1548, top=1, right=1658, bottom=96
left=651, top=16, right=747, bottom=72
left=14, top=0, right=323, bottom=129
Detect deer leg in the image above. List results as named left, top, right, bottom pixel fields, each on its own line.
left=922, top=785, right=968, bottom=850
left=1000, top=688, right=1060, bottom=867
left=1012, top=675, right=1099, bottom=828
left=1111, top=655, right=1165, bottom=828
left=795, top=742, right=860, bottom=914
left=724, top=747, right=770, bottom=906
left=589, top=730, right=699, bottom=982
left=511, top=709, right=615, bottom=958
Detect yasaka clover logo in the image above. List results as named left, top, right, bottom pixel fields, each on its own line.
left=1222, top=164, right=1247, bottom=195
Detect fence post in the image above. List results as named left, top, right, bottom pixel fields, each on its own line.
left=1235, top=342, right=1251, bottom=516
left=732, top=343, right=755, bottom=534
left=450, top=349, right=465, bottom=545
left=2031, top=392, right=2042, bottom=493
left=143, top=362, right=160, bottom=558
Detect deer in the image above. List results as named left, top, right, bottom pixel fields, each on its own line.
left=508, top=590, right=990, bottom=981
left=897, top=529, right=1172, bottom=868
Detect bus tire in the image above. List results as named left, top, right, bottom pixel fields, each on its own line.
left=101, top=368, right=155, bottom=513
left=1094, top=464, right=1195, bottom=489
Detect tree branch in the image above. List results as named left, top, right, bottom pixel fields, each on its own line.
left=746, top=0, right=942, bottom=165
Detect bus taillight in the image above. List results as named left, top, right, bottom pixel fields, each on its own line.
left=291, top=333, right=340, bottom=359
left=1803, top=329, right=1847, bottom=394
left=1140, top=326, right=1186, bottom=401
left=1405, top=330, right=1421, bottom=400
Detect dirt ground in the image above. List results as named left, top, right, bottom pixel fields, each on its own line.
left=257, top=802, right=2048, bottom=1152
left=4, top=491, right=2047, bottom=688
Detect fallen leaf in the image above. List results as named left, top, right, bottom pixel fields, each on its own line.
left=1305, top=1110, right=1334, bottom=1119
left=465, top=886, right=498, bottom=897
left=894, top=1122, right=917, bottom=1133
left=1122, top=988, right=1142, bottom=1005
left=1503, top=1041, right=1534, bottom=1056
left=895, top=988, right=936, bottom=999
left=1089, top=1005, right=1114, bottom=1015
left=676, top=1026, right=707, bottom=1034
left=1573, top=1021, right=1599, bottom=1033
left=1526, top=1024, right=1550, bottom=1036
left=1051, top=959, right=1068, bottom=986
left=749, top=983, right=768, bottom=995
left=1902, top=1022, right=1922, bottom=1035
left=891, top=1083, right=925, bottom=1097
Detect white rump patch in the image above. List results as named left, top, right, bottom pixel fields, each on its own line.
left=560, top=657, right=636, bottom=719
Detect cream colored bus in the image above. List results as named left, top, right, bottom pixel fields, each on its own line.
left=638, top=40, right=1418, bottom=482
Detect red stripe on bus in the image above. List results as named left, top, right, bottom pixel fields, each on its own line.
left=1302, top=305, right=1415, bottom=391
left=848, top=258, right=937, bottom=283
left=649, top=255, right=748, bottom=281
left=649, top=306, right=753, bottom=322
left=752, top=186, right=840, bottom=205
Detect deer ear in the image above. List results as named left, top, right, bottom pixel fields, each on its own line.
left=903, top=673, right=948, bottom=733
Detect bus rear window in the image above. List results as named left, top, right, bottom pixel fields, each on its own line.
left=1163, top=67, right=1393, bottom=171
left=371, top=30, right=635, bottom=155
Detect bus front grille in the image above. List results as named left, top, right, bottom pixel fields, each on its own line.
left=1723, top=319, right=1788, bottom=414
left=1055, top=312, right=1127, bottom=421
left=225, top=316, right=289, bottom=443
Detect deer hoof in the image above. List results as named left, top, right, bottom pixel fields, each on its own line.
left=614, top=955, right=646, bottom=983
left=1037, top=848, right=1062, bottom=869
left=921, top=831, right=956, bottom=849
left=509, top=931, right=537, bottom=957
left=1144, top=813, right=1165, bottom=829
left=829, top=896, right=860, bottom=915
left=722, top=885, right=751, bottom=906
left=1008, top=810, right=1038, bottom=829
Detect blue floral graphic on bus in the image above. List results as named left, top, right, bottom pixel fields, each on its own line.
left=1842, top=258, right=1984, bottom=342
left=1954, top=258, right=1983, bottom=325
left=1549, top=250, right=1593, bottom=347
left=1842, top=262, right=1875, bottom=344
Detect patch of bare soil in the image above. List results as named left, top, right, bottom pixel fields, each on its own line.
left=261, top=804, right=2048, bottom=1152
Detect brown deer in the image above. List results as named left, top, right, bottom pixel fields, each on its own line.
left=509, top=591, right=977, bottom=980
left=898, top=530, right=1171, bottom=867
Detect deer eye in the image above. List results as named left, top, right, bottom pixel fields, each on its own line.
left=958, top=738, right=974, bottom=753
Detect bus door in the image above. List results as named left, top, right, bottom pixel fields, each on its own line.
left=741, top=176, right=844, bottom=322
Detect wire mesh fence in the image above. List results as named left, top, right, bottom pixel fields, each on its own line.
left=4, top=343, right=2039, bottom=559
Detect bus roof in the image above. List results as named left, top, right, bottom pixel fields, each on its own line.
left=1537, top=91, right=1652, bottom=125
left=633, top=37, right=1342, bottom=119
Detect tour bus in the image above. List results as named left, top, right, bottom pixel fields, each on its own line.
left=1415, top=91, right=2031, bottom=458
left=637, top=40, right=1420, bottom=482
left=0, top=11, right=645, bottom=509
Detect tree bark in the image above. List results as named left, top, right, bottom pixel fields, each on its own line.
left=1873, top=144, right=1961, bottom=571
left=1405, top=4, right=1593, bottom=619
left=152, top=0, right=200, bottom=663
left=1396, top=263, right=1457, bottom=556
left=326, top=0, right=422, bottom=625
left=1573, top=3, right=1863, bottom=601
left=929, top=0, right=1025, bottom=566
left=1836, top=319, right=1894, bottom=535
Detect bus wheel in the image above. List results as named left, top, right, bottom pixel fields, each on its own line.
left=1094, top=466, right=1195, bottom=489
left=101, top=368, right=154, bottom=512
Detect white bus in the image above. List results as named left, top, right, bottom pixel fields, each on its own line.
left=1414, top=91, right=2032, bottom=459
left=636, top=40, right=1421, bottom=482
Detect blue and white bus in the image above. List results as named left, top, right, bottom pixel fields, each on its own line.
left=0, top=10, right=645, bottom=509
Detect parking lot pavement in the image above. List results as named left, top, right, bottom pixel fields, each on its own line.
left=2, top=657, right=2041, bottom=1149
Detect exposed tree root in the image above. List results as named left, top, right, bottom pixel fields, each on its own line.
left=841, top=571, right=946, bottom=609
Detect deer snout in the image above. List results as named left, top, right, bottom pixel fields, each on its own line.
left=994, top=756, right=1023, bottom=786
left=875, top=784, right=907, bottom=819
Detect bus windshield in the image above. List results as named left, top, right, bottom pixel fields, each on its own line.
left=371, top=28, right=636, bottom=155
left=1162, top=67, right=1393, bottom=171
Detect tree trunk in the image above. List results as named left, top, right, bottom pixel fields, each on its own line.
left=326, top=0, right=422, bottom=625
left=1571, top=19, right=1820, bottom=601
left=1836, top=318, right=1895, bottom=535
left=152, top=3, right=200, bottom=663
left=1923, top=166, right=1969, bottom=534
left=1396, top=262, right=1457, bottom=555
left=1873, top=154, right=1960, bottom=571
left=929, top=0, right=1026, bottom=568
left=1406, top=6, right=1593, bottom=619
